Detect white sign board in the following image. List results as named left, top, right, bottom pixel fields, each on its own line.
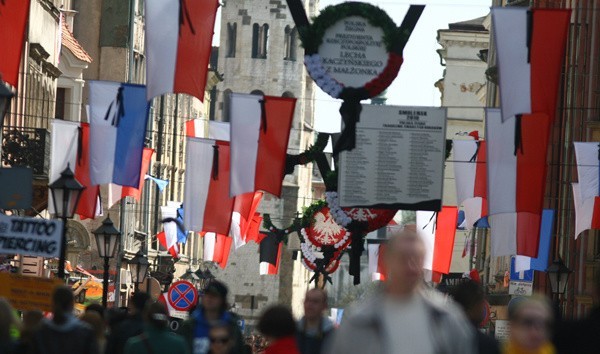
left=338, top=105, right=447, bottom=210
left=0, top=214, right=63, bottom=258
left=319, top=16, right=389, bottom=88
left=495, top=320, right=510, bottom=341
left=509, top=280, right=533, bottom=296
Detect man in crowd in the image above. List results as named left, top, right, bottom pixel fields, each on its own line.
left=450, top=280, right=500, bottom=354
left=105, top=292, right=150, bottom=354
left=327, top=228, right=475, bottom=354
left=297, top=289, right=334, bottom=354
left=179, top=281, right=244, bottom=354
left=32, top=285, right=99, bottom=354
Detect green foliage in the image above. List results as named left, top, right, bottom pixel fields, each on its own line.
left=301, top=2, right=398, bottom=54
left=301, top=200, right=328, bottom=227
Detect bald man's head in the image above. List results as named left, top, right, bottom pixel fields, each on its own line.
left=384, top=230, right=426, bottom=296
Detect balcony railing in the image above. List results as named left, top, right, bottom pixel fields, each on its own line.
left=2, top=126, right=50, bottom=177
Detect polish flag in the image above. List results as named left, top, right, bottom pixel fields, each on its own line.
left=0, top=1, right=30, bottom=87
left=49, top=121, right=100, bottom=219
left=145, top=0, right=219, bottom=101
left=453, top=132, right=487, bottom=229
left=492, top=8, right=570, bottom=122
left=158, top=203, right=180, bottom=258
left=573, top=184, right=598, bottom=239
left=574, top=142, right=600, bottom=217
left=514, top=209, right=555, bottom=272
left=486, top=108, right=552, bottom=257
left=108, top=148, right=154, bottom=208
left=185, top=119, right=203, bottom=138
left=209, top=121, right=231, bottom=142
left=88, top=81, right=149, bottom=187
left=184, top=138, right=235, bottom=236
left=231, top=192, right=263, bottom=249
left=203, top=232, right=233, bottom=269
left=259, top=234, right=282, bottom=275
left=230, top=93, right=297, bottom=197
left=417, top=207, right=458, bottom=281
left=368, top=242, right=386, bottom=281
left=246, top=214, right=264, bottom=244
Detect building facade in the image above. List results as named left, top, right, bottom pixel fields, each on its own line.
left=212, top=0, right=319, bottom=326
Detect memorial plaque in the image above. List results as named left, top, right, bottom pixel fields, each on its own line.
left=338, top=105, right=446, bottom=210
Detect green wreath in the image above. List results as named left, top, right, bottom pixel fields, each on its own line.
left=300, top=2, right=400, bottom=55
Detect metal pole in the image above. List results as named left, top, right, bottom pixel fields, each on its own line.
left=102, top=257, right=110, bottom=308
left=57, top=216, right=68, bottom=279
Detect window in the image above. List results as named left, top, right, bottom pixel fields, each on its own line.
left=226, top=23, right=237, bottom=58
left=250, top=89, right=265, bottom=96
left=252, top=23, right=269, bottom=59
left=55, top=87, right=66, bottom=120
left=222, top=89, right=232, bottom=122
left=284, top=26, right=298, bottom=61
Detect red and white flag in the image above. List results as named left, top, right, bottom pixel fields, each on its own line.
left=231, top=192, right=263, bottom=249
left=492, top=8, right=570, bottom=122
left=49, top=121, right=100, bottom=220
left=417, top=207, right=458, bottom=281
left=486, top=108, right=550, bottom=257
left=230, top=94, right=296, bottom=197
left=368, top=243, right=386, bottom=281
left=0, top=1, right=30, bottom=87
left=184, top=139, right=235, bottom=236
left=453, top=132, right=487, bottom=229
left=157, top=202, right=179, bottom=259
left=108, top=148, right=154, bottom=208
left=185, top=119, right=203, bottom=138
left=203, top=232, right=233, bottom=269
left=573, top=142, right=600, bottom=237
left=145, top=0, right=219, bottom=101
left=259, top=234, right=282, bottom=275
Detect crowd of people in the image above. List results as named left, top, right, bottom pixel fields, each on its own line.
left=1, top=228, right=600, bottom=353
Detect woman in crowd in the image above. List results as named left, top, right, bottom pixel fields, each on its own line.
left=208, top=321, right=238, bottom=354
left=257, top=305, right=300, bottom=354
left=504, top=296, right=555, bottom=354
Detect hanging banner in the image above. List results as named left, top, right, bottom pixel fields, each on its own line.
left=338, top=105, right=446, bottom=210
left=0, top=214, right=63, bottom=258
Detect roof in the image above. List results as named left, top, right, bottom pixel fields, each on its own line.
left=61, top=15, right=92, bottom=63
left=448, top=16, right=487, bottom=32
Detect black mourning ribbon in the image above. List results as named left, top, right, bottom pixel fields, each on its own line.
left=212, top=144, right=219, bottom=180
left=259, top=99, right=267, bottom=133
left=160, top=217, right=186, bottom=235
left=77, top=126, right=83, bottom=166
left=104, top=86, right=125, bottom=127
left=348, top=226, right=366, bottom=285
left=526, top=10, right=533, bottom=63
left=333, top=89, right=366, bottom=156
left=285, top=0, right=310, bottom=29
left=470, top=141, right=481, bottom=162
left=514, top=114, right=524, bottom=156
left=422, top=212, right=438, bottom=233
left=179, top=0, right=196, bottom=36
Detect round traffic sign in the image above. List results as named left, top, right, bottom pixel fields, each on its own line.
left=167, top=280, right=198, bottom=312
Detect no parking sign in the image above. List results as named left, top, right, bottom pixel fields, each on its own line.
left=167, top=280, right=198, bottom=312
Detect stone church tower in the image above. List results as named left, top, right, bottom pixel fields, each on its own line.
left=214, top=0, right=320, bottom=329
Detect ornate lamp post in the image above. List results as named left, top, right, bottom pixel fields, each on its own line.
left=48, top=165, right=85, bottom=279
left=93, top=216, right=121, bottom=307
left=129, top=251, right=150, bottom=291
left=546, top=258, right=572, bottom=315
left=195, top=266, right=216, bottom=292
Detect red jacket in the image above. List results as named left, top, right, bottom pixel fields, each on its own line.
left=265, top=336, right=301, bottom=354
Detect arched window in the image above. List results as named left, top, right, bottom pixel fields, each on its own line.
left=282, top=91, right=295, bottom=98
left=226, top=22, right=237, bottom=58
left=285, top=27, right=298, bottom=61
left=250, top=89, right=265, bottom=97
left=252, top=23, right=269, bottom=59
left=222, top=89, right=232, bottom=122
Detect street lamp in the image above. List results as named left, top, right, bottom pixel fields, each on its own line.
left=546, top=258, right=572, bottom=297
left=48, top=165, right=85, bottom=279
left=0, top=80, right=14, bottom=128
left=93, top=216, right=121, bottom=307
left=129, top=251, right=150, bottom=290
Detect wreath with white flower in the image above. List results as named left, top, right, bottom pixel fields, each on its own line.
left=301, top=2, right=405, bottom=99
left=325, top=191, right=398, bottom=233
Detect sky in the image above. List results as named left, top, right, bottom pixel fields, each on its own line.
left=214, top=0, right=492, bottom=133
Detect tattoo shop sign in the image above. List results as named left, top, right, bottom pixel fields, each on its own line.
left=0, top=214, right=63, bottom=258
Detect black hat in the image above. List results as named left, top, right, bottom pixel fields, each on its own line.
left=204, top=280, right=228, bottom=299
